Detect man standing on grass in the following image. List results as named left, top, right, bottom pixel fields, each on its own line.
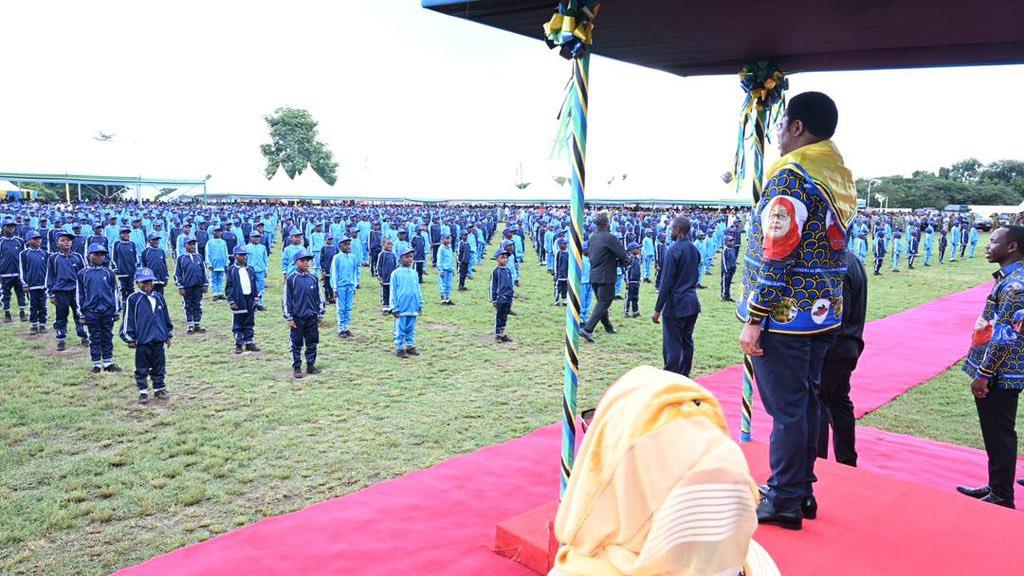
left=957, top=226, right=1024, bottom=509
left=652, top=216, right=701, bottom=376
left=580, top=212, right=630, bottom=343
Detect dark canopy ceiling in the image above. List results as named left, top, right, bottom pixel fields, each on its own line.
left=423, top=0, right=1024, bottom=76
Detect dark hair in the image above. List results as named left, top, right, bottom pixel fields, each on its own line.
left=672, top=216, right=691, bottom=236
left=1002, top=225, right=1024, bottom=255
left=786, top=92, right=838, bottom=139
left=594, top=212, right=610, bottom=230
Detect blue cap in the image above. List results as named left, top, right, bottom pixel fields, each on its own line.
left=72, top=222, right=81, bottom=229
left=494, top=249, right=508, bottom=260
left=88, top=243, right=108, bottom=254
left=400, top=246, right=415, bottom=257
left=558, top=238, right=567, bottom=246
left=120, top=225, right=131, bottom=232
left=147, top=233, right=161, bottom=241
left=294, top=249, right=313, bottom=262
left=289, top=227, right=303, bottom=236
left=134, top=268, right=157, bottom=282
left=250, top=230, right=262, bottom=238
left=501, top=239, right=514, bottom=249
left=2, top=218, right=14, bottom=226
left=582, top=241, right=589, bottom=251
left=24, top=230, right=41, bottom=241
left=325, top=234, right=334, bottom=241
left=339, top=236, right=352, bottom=244
left=627, top=241, right=641, bottom=251
left=58, top=230, right=75, bottom=239
left=232, top=245, right=249, bottom=255
left=185, top=235, right=197, bottom=244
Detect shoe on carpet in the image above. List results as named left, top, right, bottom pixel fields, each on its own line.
left=979, top=493, right=1015, bottom=509
left=756, top=498, right=802, bottom=530
left=956, top=485, right=991, bottom=499
left=1019, top=479, right=1024, bottom=487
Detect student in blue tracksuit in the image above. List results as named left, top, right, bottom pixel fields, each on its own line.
left=174, top=237, right=208, bottom=333
left=376, top=238, right=398, bottom=314
left=654, top=233, right=668, bottom=290
left=394, top=230, right=411, bottom=263
left=641, top=231, right=656, bottom=282
left=121, top=267, right=173, bottom=404
left=390, top=247, right=423, bottom=358
left=580, top=242, right=593, bottom=325
left=282, top=228, right=305, bottom=280
left=437, top=234, right=455, bottom=305
left=330, top=236, right=360, bottom=338
left=624, top=242, right=642, bottom=317
left=246, top=231, right=269, bottom=310
left=907, top=228, right=920, bottom=269
left=140, top=234, right=169, bottom=293
left=78, top=244, right=121, bottom=373
left=310, top=224, right=326, bottom=274
left=129, top=219, right=147, bottom=255
left=86, top=224, right=109, bottom=266
left=890, top=230, right=904, bottom=272
left=283, top=250, right=324, bottom=378
left=544, top=225, right=555, bottom=272
left=412, top=228, right=427, bottom=283
left=205, top=228, right=229, bottom=300
left=923, top=224, right=935, bottom=266
left=968, top=225, right=980, bottom=258
left=491, top=249, right=515, bottom=343
left=226, top=245, right=260, bottom=354
left=19, top=230, right=48, bottom=333
left=176, top=223, right=193, bottom=255
left=112, top=227, right=138, bottom=303
left=457, top=231, right=471, bottom=291
left=319, top=235, right=339, bottom=304
left=554, top=237, right=569, bottom=306
left=47, top=231, right=89, bottom=350
left=0, top=219, right=27, bottom=322
left=872, top=230, right=886, bottom=276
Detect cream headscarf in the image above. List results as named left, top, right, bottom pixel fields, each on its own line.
left=551, top=366, right=779, bottom=576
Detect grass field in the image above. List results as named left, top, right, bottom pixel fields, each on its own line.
left=0, top=230, right=997, bottom=574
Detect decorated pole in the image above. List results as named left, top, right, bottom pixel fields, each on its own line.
left=733, top=62, right=787, bottom=442
left=543, top=0, right=599, bottom=496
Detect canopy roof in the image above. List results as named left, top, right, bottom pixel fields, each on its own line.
left=0, top=171, right=207, bottom=188
left=423, top=0, right=1024, bottom=76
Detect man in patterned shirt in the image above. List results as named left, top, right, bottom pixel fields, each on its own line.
left=737, top=92, right=857, bottom=530
left=957, top=226, right=1024, bottom=509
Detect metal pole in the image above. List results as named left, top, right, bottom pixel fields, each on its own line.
left=64, top=182, right=71, bottom=204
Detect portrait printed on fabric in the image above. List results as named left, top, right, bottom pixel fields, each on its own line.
left=760, top=195, right=807, bottom=261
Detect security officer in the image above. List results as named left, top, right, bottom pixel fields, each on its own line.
left=78, top=244, right=121, bottom=373
left=47, top=230, right=89, bottom=350
left=225, top=245, right=259, bottom=354
left=957, top=226, right=1024, bottom=509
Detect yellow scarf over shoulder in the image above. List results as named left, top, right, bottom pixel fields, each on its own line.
left=765, top=139, right=857, bottom=228
left=551, top=366, right=779, bottom=576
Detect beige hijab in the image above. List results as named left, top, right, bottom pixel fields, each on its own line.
left=551, top=366, right=779, bottom=576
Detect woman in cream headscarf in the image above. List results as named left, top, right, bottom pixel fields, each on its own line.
left=551, top=365, right=779, bottom=576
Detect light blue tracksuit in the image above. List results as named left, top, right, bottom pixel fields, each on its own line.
left=330, top=250, right=360, bottom=332
left=205, top=237, right=228, bottom=295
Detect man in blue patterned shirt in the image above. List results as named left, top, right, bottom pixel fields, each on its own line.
left=957, top=226, right=1024, bottom=509
left=737, top=92, right=857, bottom=530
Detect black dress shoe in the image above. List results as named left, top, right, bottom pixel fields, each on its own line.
left=980, top=493, right=1015, bottom=509
left=759, top=485, right=817, bottom=519
left=756, top=499, right=802, bottom=530
left=956, top=485, right=992, bottom=499
left=1018, top=479, right=1024, bottom=487
left=604, top=326, right=618, bottom=334
left=579, top=329, right=595, bottom=343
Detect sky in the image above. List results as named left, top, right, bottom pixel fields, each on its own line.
left=3, top=0, right=1023, bottom=201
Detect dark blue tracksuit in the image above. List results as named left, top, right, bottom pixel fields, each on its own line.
left=112, top=241, right=138, bottom=301
left=121, top=290, right=173, bottom=391
left=554, top=249, right=569, bottom=305
left=174, top=252, right=207, bottom=327
left=19, top=247, right=48, bottom=326
left=226, top=264, right=258, bottom=346
left=0, top=235, right=26, bottom=312
left=283, top=272, right=324, bottom=369
left=490, top=264, right=514, bottom=336
left=721, top=246, right=737, bottom=300
left=77, top=266, right=120, bottom=367
left=457, top=241, right=471, bottom=289
left=47, top=250, right=88, bottom=341
left=376, top=250, right=398, bottom=310
left=140, top=246, right=169, bottom=293
left=625, top=254, right=641, bottom=316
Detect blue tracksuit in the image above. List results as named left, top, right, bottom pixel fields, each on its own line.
left=377, top=249, right=398, bottom=310
left=175, top=251, right=207, bottom=327
left=121, top=289, right=173, bottom=391
left=330, top=251, right=360, bottom=332
left=437, top=244, right=455, bottom=300
left=283, top=271, right=325, bottom=370
left=641, top=237, right=655, bottom=280
left=140, top=246, right=169, bottom=288
left=205, top=238, right=228, bottom=295
left=226, top=264, right=258, bottom=346
left=490, top=263, right=514, bottom=336
left=19, top=247, right=48, bottom=326
left=389, top=266, right=422, bottom=350
left=890, top=232, right=904, bottom=271
left=246, top=242, right=269, bottom=306
left=77, top=265, right=119, bottom=367
left=968, top=227, right=980, bottom=257
left=0, top=235, right=26, bottom=312
left=47, top=249, right=88, bottom=341
left=282, top=242, right=305, bottom=278
left=580, top=255, right=592, bottom=325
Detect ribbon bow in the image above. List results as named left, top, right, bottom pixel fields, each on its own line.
left=732, top=62, right=788, bottom=193
left=542, top=2, right=601, bottom=60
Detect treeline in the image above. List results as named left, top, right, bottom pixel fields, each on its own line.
left=856, top=159, right=1024, bottom=209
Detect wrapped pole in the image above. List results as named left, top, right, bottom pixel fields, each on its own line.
left=741, top=104, right=767, bottom=443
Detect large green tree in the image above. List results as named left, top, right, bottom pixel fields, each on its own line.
left=858, top=157, right=1024, bottom=209
left=260, top=107, right=338, bottom=185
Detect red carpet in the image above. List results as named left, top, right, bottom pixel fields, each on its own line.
left=117, top=283, right=1024, bottom=575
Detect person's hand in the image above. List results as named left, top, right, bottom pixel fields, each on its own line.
left=203, top=285, right=209, bottom=293
left=651, top=311, right=661, bottom=324
left=287, top=319, right=297, bottom=329
left=230, top=303, right=237, bottom=310
left=49, top=297, right=56, bottom=305
left=178, top=287, right=185, bottom=296
left=492, top=301, right=498, bottom=308
left=739, top=322, right=764, bottom=356
left=971, top=376, right=990, bottom=399
left=127, top=342, right=136, bottom=349
left=317, top=317, right=325, bottom=326
left=165, top=339, right=172, bottom=349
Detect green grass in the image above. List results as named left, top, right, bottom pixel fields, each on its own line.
left=0, top=230, right=997, bottom=574
left=862, top=363, right=1024, bottom=453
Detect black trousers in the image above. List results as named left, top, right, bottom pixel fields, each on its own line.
left=134, top=341, right=166, bottom=391
left=53, top=289, right=87, bottom=341
left=873, top=258, right=884, bottom=274
left=28, top=288, right=47, bottom=325
left=181, top=285, right=204, bottom=325
left=415, top=262, right=425, bottom=283
left=232, top=298, right=256, bottom=345
left=817, top=356, right=859, bottom=466
left=582, top=282, right=615, bottom=333
left=84, top=310, right=115, bottom=365
left=369, top=248, right=381, bottom=277
left=976, top=386, right=1020, bottom=502
left=117, top=276, right=134, bottom=303
left=322, top=274, right=335, bottom=303
left=1, top=276, right=26, bottom=310
left=625, top=282, right=639, bottom=315
left=290, top=316, right=319, bottom=369
left=431, top=243, right=440, bottom=267
left=458, top=262, right=469, bottom=289
left=752, top=329, right=836, bottom=512
left=380, top=283, right=391, bottom=310
left=721, top=267, right=736, bottom=300
left=662, top=314, right=697, bottom=376
left=555, top=279, right=567, bottom=304
left=495, top=302, right=511, bottom=335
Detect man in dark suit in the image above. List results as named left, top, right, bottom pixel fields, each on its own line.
left=817, top=249, right=867, bottom=466
left=652, top=217, right=702, bottom=376
left=580, top=213, right=630, bottom=342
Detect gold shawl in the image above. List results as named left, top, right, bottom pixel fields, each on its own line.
left=551, top=366, right=779, bottom=576
left=765, top=139, right=857, bottom=228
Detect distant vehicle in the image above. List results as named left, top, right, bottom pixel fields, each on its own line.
left=944, top=204, right=971, bottom=213
left=975, top=218, right=993, bottom=231
left=998, top=213, right=1017, bottom=226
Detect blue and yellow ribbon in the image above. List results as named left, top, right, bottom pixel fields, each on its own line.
left=542, top=1, right=601, bottom=60
left=732, top=62, right=788, bottom=200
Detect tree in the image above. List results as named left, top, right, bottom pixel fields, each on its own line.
left=939, top=158, right=982, bottom=182
left=980, top=159, right=1024, bottom=193
left=260, top=107, right=338, bottom=185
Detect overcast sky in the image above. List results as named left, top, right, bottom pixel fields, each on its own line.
left=3, top=1, right=1023, bottom=200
